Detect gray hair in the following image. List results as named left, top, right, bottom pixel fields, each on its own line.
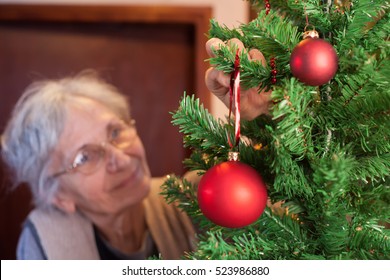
left=1, top=70, right=131, bottom=209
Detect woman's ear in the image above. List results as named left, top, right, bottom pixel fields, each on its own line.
left=52, top=192, right=76, bottom=214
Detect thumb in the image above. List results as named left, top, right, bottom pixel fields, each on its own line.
left=205, top=67, right=230, bottom=97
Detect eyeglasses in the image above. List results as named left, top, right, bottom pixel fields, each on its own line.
left=52, top=119, right=137, bottom=177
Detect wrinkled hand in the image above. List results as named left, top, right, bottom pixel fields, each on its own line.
left=205, top=38, right=272, bottom=120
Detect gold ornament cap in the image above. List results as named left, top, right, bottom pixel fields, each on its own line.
left=303, top=25, right=319, bottom=40
left=228, top=151, right=240, bottom=161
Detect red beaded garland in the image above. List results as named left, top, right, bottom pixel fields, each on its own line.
left=270, top=57, right=277, bottom=84
left=265, top=0, right=271, bottom=15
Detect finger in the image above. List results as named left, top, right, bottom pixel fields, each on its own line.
left=248, top=49, right=267, bottom=66
left=206, top=38, right=225, bottom=58
left=205, top=67, right=231, bottom=108
left=227, top=38, right=252, bottom=60
left=227, top=38, right=245, bottom=53
left=205, top=67, right=230, bottom=97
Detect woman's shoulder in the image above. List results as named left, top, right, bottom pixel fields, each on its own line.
left=17, top=219, right=47, bottom=259
left=25, top=208, right=99, bottom=259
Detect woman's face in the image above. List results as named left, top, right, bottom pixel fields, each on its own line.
left=51, top=97, right=151, bottom=217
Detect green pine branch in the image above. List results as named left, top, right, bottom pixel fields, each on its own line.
left=160, top=174, right=212, bottom=229
left=348, top=217, right=390, bottom=259
left=342, top=0, right=390, bottom=46
left=186, top=208, right=316, bottom=260
left=168, top=0, right=390, bottom=260
left=243, top=9, right=301, bottom=56
left=171, top=93, right=232, bottom=169
left=208, top=9, right=301, bottom=90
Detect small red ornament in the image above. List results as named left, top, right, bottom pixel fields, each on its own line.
left=197, top=158, right=268, bottom=228
left=290, top=30, right=338, bottom=86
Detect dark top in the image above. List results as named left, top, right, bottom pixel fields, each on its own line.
left=94, top=226, right=159, bottom=260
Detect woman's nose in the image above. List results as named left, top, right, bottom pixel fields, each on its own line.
left=105, top=145, right=132, bottom=173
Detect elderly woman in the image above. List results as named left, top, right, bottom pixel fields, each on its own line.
left=1, top=39, right=270, bottom=260
left=1, top=71, right=199, bottom=259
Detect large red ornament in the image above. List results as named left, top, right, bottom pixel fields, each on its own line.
left=197, top=161, right=268, bottom=228
left=290, top=38, right=338, bottom=86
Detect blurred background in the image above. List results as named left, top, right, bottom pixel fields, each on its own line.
left=0, top=0, right=251, bottom=259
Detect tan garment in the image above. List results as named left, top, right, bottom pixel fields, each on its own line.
left=29, top=178, right=196, bottom=259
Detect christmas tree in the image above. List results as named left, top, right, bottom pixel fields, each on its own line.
left=163, top=0, right=390, bottom=259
